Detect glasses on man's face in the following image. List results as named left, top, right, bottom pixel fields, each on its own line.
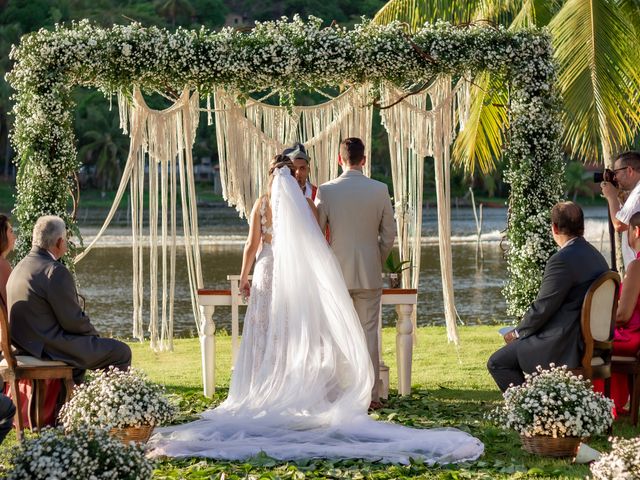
left=613, top=166, right=628, bottom=176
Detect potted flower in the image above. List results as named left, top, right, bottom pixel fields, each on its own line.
left=59, top=367, right=175, bottom=444
left=590, top=436, right=640, bottom=479
left=7, top=427, right=153, bottom=479
left=490, top=365, right=614, bottom=457
left=384, top=252, right=411, bottom=289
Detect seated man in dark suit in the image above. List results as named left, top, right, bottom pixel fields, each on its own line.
left=487, top=201, right=610, bottom=392
left=0, top=392, right=15, bottom=444
left=7, top=215, right=131, bottom=383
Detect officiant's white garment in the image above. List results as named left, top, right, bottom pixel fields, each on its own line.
left=148, top=168, right=484, bottom=464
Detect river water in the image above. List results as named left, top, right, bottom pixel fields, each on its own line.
left=73, top=205, right=611, bottom=338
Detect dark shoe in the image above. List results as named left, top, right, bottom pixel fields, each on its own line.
left=368, top=401, right=383, bottom=411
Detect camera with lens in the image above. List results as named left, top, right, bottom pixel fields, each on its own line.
left=594, top=168, right=618, bottom=188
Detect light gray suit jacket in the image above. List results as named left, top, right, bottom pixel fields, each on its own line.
left=7, top=247, right=103, bottom=367
left=316, top=169, right=396, bottom=290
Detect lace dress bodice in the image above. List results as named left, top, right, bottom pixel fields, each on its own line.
left=259, top=195, right=273, bottom=244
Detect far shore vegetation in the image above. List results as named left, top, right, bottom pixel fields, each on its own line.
left=0, top=170, right=608, bottom=221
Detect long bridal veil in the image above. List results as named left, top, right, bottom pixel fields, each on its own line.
left=148, top=168, right=484, bottom=463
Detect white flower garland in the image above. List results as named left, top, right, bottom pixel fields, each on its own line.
left=7, top=17, right=564, bottom=313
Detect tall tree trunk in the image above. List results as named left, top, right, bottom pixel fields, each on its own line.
left=600, top=128, right=624, bottom=273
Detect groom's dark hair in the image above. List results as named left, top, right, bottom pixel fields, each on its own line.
left=340, top=137, right=365, bottom=165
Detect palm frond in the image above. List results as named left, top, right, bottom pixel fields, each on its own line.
left=507, top=0, right=562, bottom=28
left=372, top=0, right=483, bottom=29
left=550, top=0, right=640, bottom=163
left=473, top=0, right=522, bottom=24
left=618, top=0, right=640, bottom=42
left=452, top=72, right=508, bottom=174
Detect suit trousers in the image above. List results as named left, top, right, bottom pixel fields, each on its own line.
left=68, top=338, right=132, bottom=384
left=0, top=392, right=16, bottom=444
left=349, top=288, right=382, bottom=402
left=487, top=340, right=526, bottom=393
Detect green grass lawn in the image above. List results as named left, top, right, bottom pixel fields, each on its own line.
left=1, top=326, right=637, bottom=479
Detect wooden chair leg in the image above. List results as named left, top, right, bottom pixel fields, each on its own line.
left=63, top=378, right=75, bottom=403
left=10, top=377, right=23, bottom=442
left=26, top=379, right=35, bottom=432
left=33, top=380, right=46, bottom=431
left=604, top=376, right=613, bottom=434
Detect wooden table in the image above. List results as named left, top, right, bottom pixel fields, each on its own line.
left=198, top=276, right=417, bottom=398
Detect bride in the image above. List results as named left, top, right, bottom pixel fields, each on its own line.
left=149, top=156, right=484, bottom=463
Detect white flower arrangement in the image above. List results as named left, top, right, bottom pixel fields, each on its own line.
left=491, top=365, right=614, bottom=438
left=59, top=367, right=175, bottom=430
left=590, top=436, right=640, bottom=480
left=7, top=427, right=153, bottom=480
left=7, top=18, right=564, bottom=312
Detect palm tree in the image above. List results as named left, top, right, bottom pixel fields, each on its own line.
left=564, top=161, right=594, bottom=201
left=155, top=0, right=196, bottom=27
left=78, top=108, right=129, bottom=191
left=373, top=0, right=640, bottom=171
left=0, top=22, right=22, bottom=178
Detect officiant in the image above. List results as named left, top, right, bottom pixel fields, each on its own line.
left=284, top=143, right=317, bottom=200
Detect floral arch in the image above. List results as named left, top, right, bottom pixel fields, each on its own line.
left=8, top=17, right=564, bottom=344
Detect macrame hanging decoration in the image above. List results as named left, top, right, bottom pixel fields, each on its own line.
left=380, top=77, right=470, bottom=344
left=213, top=86, right=373, bottom=218
left=75, top=87, right=204, bottom=352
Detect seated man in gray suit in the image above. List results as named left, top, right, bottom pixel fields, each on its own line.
left=7, top=215, right=131, bottom=383
left=487, top=201, right=609, bottom=392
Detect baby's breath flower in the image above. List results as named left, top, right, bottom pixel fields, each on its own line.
left=59, top=367, right=175, bottom=429
left=488, top=365, right=614, bottom=438
left=7, top=427, right=153, bottom=479
left=590, top=436, right=640, bottom=479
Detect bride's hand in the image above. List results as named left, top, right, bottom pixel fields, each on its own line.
left=240, top=278, right=251, bottom=299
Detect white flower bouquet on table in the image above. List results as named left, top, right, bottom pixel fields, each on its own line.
left=491, top=365, right=614, bottom=439
left=590, top=436, right=640, bottom=479
left=59, top=367, right=175, bottom=431
left=7, top=427, right=153, bottom=480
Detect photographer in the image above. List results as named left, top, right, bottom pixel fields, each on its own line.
left=601, top=151, right=640, bottom=269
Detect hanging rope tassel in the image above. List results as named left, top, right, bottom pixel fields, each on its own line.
left=380, top=77, right=470, bottom=346
left=75, top=87, right=204, bottom=352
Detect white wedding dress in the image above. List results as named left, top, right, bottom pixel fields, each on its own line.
left=148, top=168, right=484, bottom=464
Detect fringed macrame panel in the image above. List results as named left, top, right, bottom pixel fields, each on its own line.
left=380, top=77, right=470, bottom=345
left=213, top=86, right=373, bottom=218
left=75, top=87, right=203, bottom=351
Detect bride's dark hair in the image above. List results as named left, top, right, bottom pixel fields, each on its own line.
left=268, top=154, right=294, bottom=176
left=267, top=154, right=295, bottom=195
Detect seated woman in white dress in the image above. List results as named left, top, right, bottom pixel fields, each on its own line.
left=149, top=155, right=484, bottom=464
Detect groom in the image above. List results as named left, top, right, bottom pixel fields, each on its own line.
left=316, top=137, right=396, bottom=409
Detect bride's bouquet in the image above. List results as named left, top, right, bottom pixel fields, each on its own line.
left=59, top=367, right=175, bottom=430
left=490, top=365, right=613, bottom=438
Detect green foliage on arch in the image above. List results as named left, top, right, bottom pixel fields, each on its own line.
left=7, top=17, right=564, bottom=315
